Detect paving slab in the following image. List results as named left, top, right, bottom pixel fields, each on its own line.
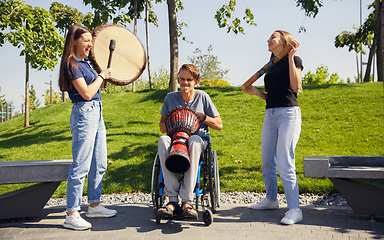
left=0, top=203, right=383, bottom=240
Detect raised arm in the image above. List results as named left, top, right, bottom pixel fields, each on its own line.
left=288, top=40, right=302, bottom=91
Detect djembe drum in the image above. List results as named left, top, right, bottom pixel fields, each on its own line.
left=165, top=107, right=200, bottom=174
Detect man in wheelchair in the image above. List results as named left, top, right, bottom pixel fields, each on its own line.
left=157, top=64, right=223, bottom=218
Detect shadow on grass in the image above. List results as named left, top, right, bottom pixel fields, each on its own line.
left=303, top=83, right=356, bottom=91
left=104, top=143, right=158, bottom=192
left=0, top=122, right=70, bottom=150
left=104, top=120, right=155, bottom=130
left=137, top=89, right=168, bottom=103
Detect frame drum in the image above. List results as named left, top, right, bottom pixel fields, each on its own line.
left=89, top=24, right=146, bottom=85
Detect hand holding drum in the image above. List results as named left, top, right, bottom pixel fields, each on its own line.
left=241, top=43, right=293, bottom=90
left=102, top=39, right=116, bottom=88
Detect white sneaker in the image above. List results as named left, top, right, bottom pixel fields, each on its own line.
left=250, top=198, right=279, bottom=210
left=280, top=208, right=303, bottom=225
left=86, top=204, right=117, bottom=218
left=63, top=211, right=92, bottom=230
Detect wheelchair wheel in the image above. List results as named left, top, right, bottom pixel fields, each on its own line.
left=208, top=149, right=220, bottom=213
left=213, top=150, right=220, bottom=209
left=151, top=153, right=164, bottom=216
left=203, top=209, right=213, bottom=226
left=156, top=214, right=161, bottom=225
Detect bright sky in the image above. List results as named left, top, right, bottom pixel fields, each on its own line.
left=0, top=0, right=374, bottom=111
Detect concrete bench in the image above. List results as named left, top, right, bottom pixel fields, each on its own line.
left=304, top=156, right=384, bottom=217
left=0, top=160, right=72, bottom=220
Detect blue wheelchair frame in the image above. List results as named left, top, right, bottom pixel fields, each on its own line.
left=151, top=144, right=220, bottom=226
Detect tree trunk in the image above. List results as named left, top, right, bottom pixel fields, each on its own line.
left=356, top=52, right=360, bottom=82
left=363, top=33, right=377, bottom=82
left=378, top=0, right=384, bottom=83
left=365, top=0, right=382, bottom=83
left=132, top=0, right=138, bottom=92
left=24, top=57, right=30, bottom=128
left=62, top=29, right=67, bottom=102
left=167, top=0, right=179, bottom=92
left=145, top=0, right=153, bottom=89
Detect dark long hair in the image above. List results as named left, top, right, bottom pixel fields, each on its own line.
left=58, top=25, right=91, bottom=92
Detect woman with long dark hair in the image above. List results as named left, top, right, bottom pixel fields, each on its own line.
left=59, top=25, right=116, bottom=230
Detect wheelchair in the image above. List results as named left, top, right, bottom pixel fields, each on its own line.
left=151, top=143, right=220, bottom=226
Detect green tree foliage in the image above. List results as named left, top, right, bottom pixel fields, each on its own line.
left=0, top=0, right=65, bottom=127
left=215, top=0, right=256, bottom=34
left=82, top=0, right=161, bottom=28
left=0, top=87, right=5, bottom=106
left=199, top=79, right=230, bottom=87
left=134, top=66, right=170, bottom=91
left=49, top=2, right=93, bottom=33
left=302, top=65, right=344, bottom=85
left=29, top=85, right=40, bottom=110
left=101, top=66, right=170, bottom=92
left=335, top=3, right=375, bottom=52
left=187, top=45, right=229, bottom=81
left=43, top=89, right=61, bottom=106
left=103, top=84, right=130, bottom=94
left=296, top=0, right=323, bottom=17
left=334, top=3, right=376, bottom=83
left=0, top=0, right=64, bottom=71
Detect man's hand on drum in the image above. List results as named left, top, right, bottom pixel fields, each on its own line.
left=196, top=112, right=206, bottom=122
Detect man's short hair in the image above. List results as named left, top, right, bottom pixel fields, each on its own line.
left=179, top=64, right=201, bottom=82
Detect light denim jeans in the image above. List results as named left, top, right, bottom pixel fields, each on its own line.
left=67, top=101, right=107, bottom=212
left=261, top=106, right=301, bottom=209
left=158, top=135, right=206, bottom=204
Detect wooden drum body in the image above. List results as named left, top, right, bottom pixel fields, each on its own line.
left=165, top=107, right=200, bottom=174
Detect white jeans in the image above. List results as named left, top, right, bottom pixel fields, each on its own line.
left=261, top=107, right=301, bottom=209
left=158, top=135, right=205, bottom=203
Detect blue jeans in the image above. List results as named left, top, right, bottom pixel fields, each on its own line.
left=67, top=101, right=107, bottom=212
left=261, top=106, right=301, bottom=209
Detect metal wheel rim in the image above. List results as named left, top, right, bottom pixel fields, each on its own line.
left=214, top=150, right=220, bottom=207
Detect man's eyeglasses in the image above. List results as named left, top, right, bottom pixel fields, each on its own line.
left=179, top=77, right=194, bottom=82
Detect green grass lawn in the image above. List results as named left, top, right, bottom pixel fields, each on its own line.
left=0, top=82, right=383, bottom=197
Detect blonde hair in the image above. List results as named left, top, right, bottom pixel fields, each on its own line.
left=270, top=30, right=294, bottom=60
left=58, top=25, right=91, bottom=92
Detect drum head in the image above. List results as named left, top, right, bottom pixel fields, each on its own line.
left=89, top=24, right=146, bottom=86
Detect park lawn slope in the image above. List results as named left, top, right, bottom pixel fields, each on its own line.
left=0, top=82, right=383, bottom=197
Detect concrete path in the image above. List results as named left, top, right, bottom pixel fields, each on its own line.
left=1, top=203, right=383, bottom=239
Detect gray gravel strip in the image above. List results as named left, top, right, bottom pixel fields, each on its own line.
left=46, top=192, right=348, bottom=207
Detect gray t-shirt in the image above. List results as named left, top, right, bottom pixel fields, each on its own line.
left=160, top=90, right=220, bottom=141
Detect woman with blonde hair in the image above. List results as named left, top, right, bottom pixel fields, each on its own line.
left=59, top=25, right=116, bottom=230
left=242, top=30, right=303, bottom=224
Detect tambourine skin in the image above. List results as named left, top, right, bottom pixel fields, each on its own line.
left=164, top=107, right=200, bottom=173
left=89, top=24, right=146, bottom=86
